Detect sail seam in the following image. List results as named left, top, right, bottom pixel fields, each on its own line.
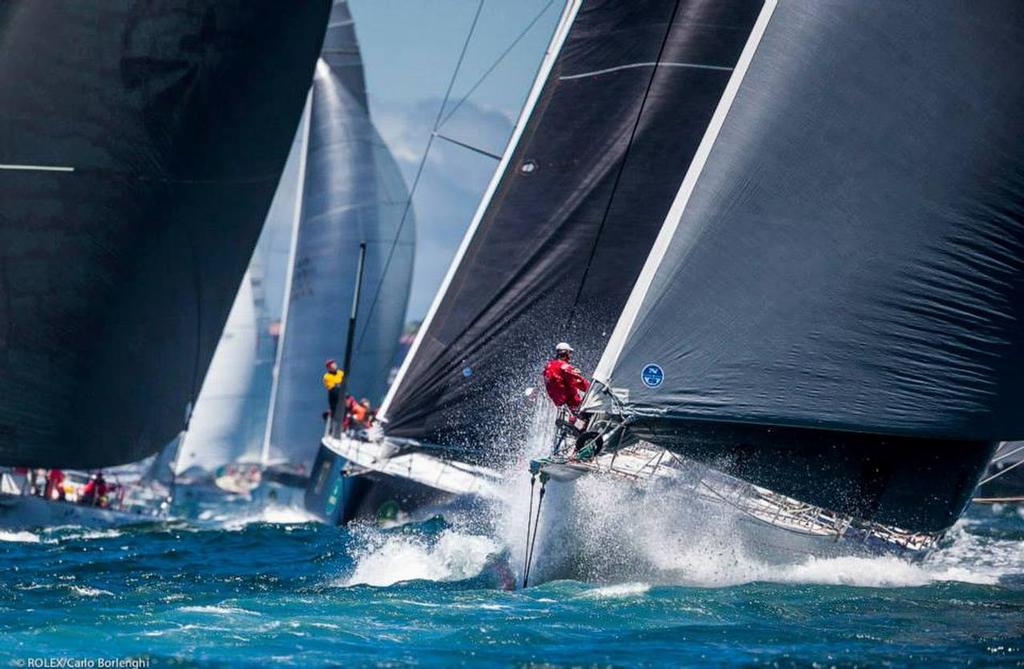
left=559, top=60, right=733, bottom=81
left=591, top=0, right=779, bottom=386
left=563, top=0, right=687, bottom=328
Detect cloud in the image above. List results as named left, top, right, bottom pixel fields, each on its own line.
left=370, top=97, right=516, bottom=321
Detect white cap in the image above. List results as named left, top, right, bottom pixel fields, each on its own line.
left=555, top=342, right=573, bottom=353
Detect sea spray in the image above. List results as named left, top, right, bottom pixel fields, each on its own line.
left=492, top=451, right=1024, bottom=589
left=341, top=520, right=502, bottom=587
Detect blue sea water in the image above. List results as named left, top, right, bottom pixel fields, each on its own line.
left=1, top=499, right=1022, bottom=668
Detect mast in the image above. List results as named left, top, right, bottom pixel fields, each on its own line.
left=334, top=241, right=368, bottom=435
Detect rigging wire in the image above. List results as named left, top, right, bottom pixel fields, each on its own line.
left=354, top=0, right=486, bottom=348
left=978, top=455, right=1024, bottom=486
left=355, top=0, right=557, bottom=349
left=436, top=0, right=557, bottom=131
left=562, top=0, right=685, bottom=331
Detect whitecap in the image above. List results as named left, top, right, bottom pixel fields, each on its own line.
left=0, top=530, right=41, bottom=543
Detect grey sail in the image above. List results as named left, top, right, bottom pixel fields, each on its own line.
left=380, top=0, right=765, bottom=460
left=0, top=1, right=330, bottom=469
left=591, top=0, right=1024, bottom=533
left=265, top=1, right=415, bottom=470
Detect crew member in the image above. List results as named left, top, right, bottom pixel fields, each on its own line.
left=359, top=398, right=375, bottom=427
left=79, top=472, right=108, bottom=507
left=323, top=359, right=345, bottom=430
left=350, top=397, right=370, bottom=428
left=543, top=342, right=590, bottom=412
left=46, top=468, right=65, bottom=501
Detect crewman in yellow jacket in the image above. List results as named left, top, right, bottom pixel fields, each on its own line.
left=323, top=358, right=345, bottom=432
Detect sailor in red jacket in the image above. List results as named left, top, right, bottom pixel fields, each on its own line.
left=543, top=342, right=590, bottom=412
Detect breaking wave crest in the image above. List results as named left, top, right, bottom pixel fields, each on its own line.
left=0, top=530, right=41, bottom=543
left=340, top=525, right=503, bottom=587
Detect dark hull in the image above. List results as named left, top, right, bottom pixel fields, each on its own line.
left=629, top=417, right=997, bottom=533
left=304, top=441, right=454, bottom=525
left=0, top=1, right=330, bottom=468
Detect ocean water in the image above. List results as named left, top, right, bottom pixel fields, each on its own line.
left=2, top=496, right=1023, bottom=668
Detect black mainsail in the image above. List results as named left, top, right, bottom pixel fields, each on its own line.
left=589, top=0, right=1024, bottom=533
left=380, top=0, right=765, bottom=460
left=0, top=1, right=330, bottom=468
left=264, top=0, right=415, bottom=471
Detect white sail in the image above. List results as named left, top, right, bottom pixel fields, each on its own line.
left=174, top=273, right=259, bottom=475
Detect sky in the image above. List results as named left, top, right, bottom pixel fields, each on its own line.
left=348, top=0, right=563, bottom=321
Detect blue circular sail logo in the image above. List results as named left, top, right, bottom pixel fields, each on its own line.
left=641, top=363, right=664, bottom=388
left=462, top=366, right=473, bottom=378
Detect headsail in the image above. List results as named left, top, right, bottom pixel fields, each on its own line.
left=0, top=1, right=330, bottom=468
left=173, top=122, right=307, bottom=477
left=590, top=0, right=1024, bottom=532
left=380, top=0, right=766, bottom=460
left=264, top=1, right=415, bottom=470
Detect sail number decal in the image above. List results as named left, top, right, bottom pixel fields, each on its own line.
left=641, top=364, right=664, bottom=388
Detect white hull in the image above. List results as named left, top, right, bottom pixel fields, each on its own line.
left=0, top=493, right=166, bottom=529
left=320, top=434, right=504, bottom=499
left=531, top=444, right=936, bottom=563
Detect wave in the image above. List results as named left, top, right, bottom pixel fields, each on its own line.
left=340, top=527, right=502, bottom=587
left=0, top=530, right=41, bottom=543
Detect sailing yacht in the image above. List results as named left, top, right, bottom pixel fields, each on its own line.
left=307, top=0, right=765, bottom=523
left=172, top=125, right=306, bottom=512
left=0, top=2, right=330, bottom=526
left=266, top=0, right=416, bottom=514
left=539, top=0, right=1024, bottom=559
left=317, top=0, right=1024, bottom=566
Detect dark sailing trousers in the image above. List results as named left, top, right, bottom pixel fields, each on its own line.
left=328, top=387, right=341, bottom=436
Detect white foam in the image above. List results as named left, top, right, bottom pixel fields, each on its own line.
left=70, top=585, right=113, bottom=597
left=579, top=582, right=651, bottom=599
left=60, top=528, right=123, bottom=541
left=497, top=462, right=1022, bottom=589
left=341, top=529, right=500, bottom=587
left=0, top=530, right=41, bottom=543
left=179, top=605, right=262, bottom=616
left=213, top=504, right=317, bottom=530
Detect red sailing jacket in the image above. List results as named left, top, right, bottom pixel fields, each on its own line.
left=543, top=358, right=590, bottom=410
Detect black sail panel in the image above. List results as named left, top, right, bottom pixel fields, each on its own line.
left=266, top=2, right=415, bottom=469
left=598, top=0, right=1024, bottom=531
left=0, top=1, right=330, bottom=468
left=383, top=0, right=764, bottom=457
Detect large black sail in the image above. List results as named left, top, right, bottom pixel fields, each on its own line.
left=381, top=0, right=764, bottom=457
left=0, top=1, right=330, bottom=468
left=266, top=1, right=415, bottom=470
left=592, top=0, right=1024, bottom=532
